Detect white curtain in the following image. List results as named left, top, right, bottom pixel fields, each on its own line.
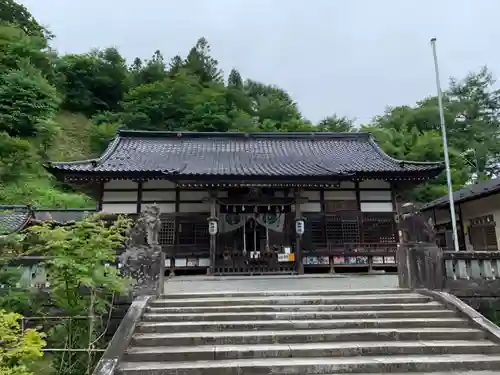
left=255, top=213, right=285, bottom=233
left=219, top=213, right=285, bottom=233
left=219, top=214, right=252, bottom=233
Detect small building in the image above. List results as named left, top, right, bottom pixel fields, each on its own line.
left=0, top=205, right=95, bottom=235
left=46, top=130, right=443, bottom=275
left=0, top=206, right=95, bottom=288
left=421, top=178, right=500, bottom=251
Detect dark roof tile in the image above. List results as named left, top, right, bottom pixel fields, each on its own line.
left=34, top=209, right=96, bottom=223
left=0, top=206, right=32, bottom=235
left=47, top=131, right=444, bottom=178
left=421, top=178, right=500, bottom=211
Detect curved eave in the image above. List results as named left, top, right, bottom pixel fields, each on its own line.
left=45, top=133, right=122, bottom=173
left=45, top=169, right=444, bottom=183
left=367, top=136, right=445, bottom=172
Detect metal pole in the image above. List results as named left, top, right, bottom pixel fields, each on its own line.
left=430, top=37, right=459, bottom=251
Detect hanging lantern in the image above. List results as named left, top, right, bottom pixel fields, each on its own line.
left=208, top=216, right=219, bottom=236
left=295, top=217, right=305, bottom=236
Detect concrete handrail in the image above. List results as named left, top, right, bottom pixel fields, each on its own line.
left=419, top=289, right=500, bottom=344
left=92, top=295, right=153, bottom=375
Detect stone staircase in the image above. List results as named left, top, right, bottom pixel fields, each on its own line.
left=116, top=289, right=500, bottom=374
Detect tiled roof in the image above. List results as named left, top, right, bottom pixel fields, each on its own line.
left=34, top=209, right=96, bottom=223
left=421, top=178, right=500, bottom=211
left=0, top=207, right=97, bottom=235
left=47, top=131, right=444, bottom=179
left=0, top=206, right=33, bottom=235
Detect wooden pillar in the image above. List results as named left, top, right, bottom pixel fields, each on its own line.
left=136, top=181, right=143, bottom=214
left=457, top=203, right=466, bottom=251
left=295, top=188, right=304, bottom=275
left=171, top=186, right=180, bottom=277
left=97, top=181, right=104, bottom=211
left=390, top=182, right=401, bottom=244
left=319, top=188, right=325, bottom=212
left=354, top=181, right=361, bottom=210
left=209, top=192, right=217, bottom=275
left=355, top=181, right=363, bottom=244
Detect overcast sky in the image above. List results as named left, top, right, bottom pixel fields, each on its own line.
left=20, top=0, right=500, bottom=124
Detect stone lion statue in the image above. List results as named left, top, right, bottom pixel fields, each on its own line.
left=137, top=204, right=162, bottom=246
left=398, top=203, right=436, bottom=244
left=117, top=204, right=162, bottom=295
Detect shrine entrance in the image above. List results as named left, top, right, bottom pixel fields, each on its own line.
left=214, top=188, right=297, bottom=275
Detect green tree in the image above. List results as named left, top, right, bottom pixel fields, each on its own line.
left=317, top=115, right=355, bottom=132
left=0, top=134, right=36, bottom=182
left=131, top=50, right=168, bottom=86
left=243, top=80, right=305, bottom=127
left=183, top=37, right=223, bottom=85
left=0, top=24, right=56, bottom=81
left=57, top=47, right=129, bottom=116
left=122, top=70, right=203, bottom=130
left=0, top=0, right=48, bottom=38
left=227, top=68, right=243, bottom=89
left=446, top=66, right=500, bottom=178
left=363, top=125, right=468, bottom=202
left=27, top=213, right=132, bottom=375
left=0, top=310, right=45, bottom=375
left=0, top=63, right=60, bottom=150
left=373, top=67, right=500, bottom=182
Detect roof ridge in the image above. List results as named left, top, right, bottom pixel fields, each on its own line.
left=116, top=130, right=370, bottom=140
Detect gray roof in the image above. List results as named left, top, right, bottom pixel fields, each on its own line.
left=0, top=207, right=96, bottom=235
left=34, top=209, right=96, bottom=223
left=421, top=178, right=500, bottom=211
left=47, top=131, right=444, bottom=179
left=0, top=206, right=32, bottom=235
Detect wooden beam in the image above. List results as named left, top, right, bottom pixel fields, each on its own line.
left=97, top=181, right=104, bottom=211
left=295, top=187, right=304, bottom=275
left=136, top=182, right=143, bottom=214
left=355, top=182, right=361, bottom=210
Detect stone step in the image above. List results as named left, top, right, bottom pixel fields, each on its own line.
left=145, top=301, right=444, bottom=314
left=116, top=354, right=500, bottom=374
left=124, top=340, right=500, bottom=362
left=159, top=288, right=411, bottom=299
left=135, top=317, right=469, bottom=334
left=148, top=294, right=432, bottom=307
left=131, top=327, right=486, bottom=346
left=142, top=309, right=456, bottom=322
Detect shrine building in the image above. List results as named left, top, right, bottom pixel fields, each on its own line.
left=46, top=130, right=443, bottom=275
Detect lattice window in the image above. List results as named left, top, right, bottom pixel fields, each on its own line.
left=159, top=216, right=175, bottom=245
left=178, top=215, right=210, bottom=246
left=469, top=215, right=498, bottom=251
left=326, top=213, right=361, bottom=245
left=361, top=213, right=396, bottom=244
left=309, top=215, right=326, bottom=246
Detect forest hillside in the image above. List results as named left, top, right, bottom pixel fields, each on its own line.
left=1, top=0, right=499, bottom=207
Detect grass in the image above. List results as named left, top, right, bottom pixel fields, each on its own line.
left=0, top=111, right=96, bottom=208
left=0, top=173, right=93, bottom=208
left=48, top=111, right=95, bottom=161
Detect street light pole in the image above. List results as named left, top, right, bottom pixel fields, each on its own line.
left=431, top=38, right=460, bottom=252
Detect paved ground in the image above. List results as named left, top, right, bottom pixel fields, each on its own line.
left=164, top=274, right=399, bottom=294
